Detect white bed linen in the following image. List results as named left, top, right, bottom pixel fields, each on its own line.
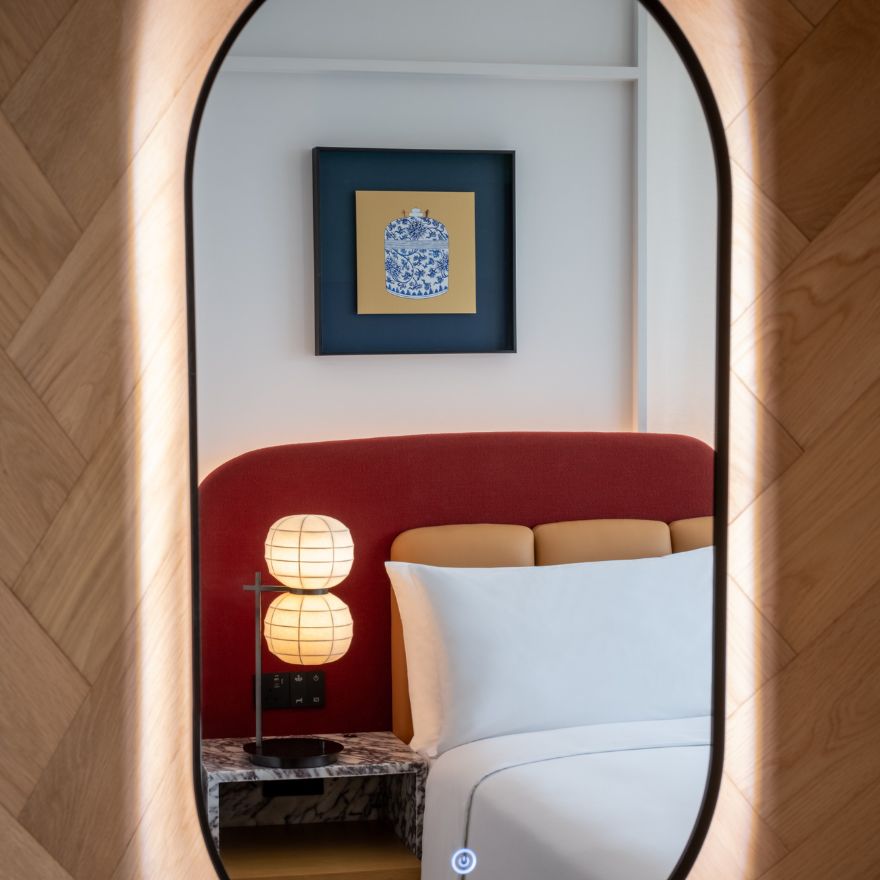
left=422, top=716, right=711, bottom=880
left=387, top=548, right=713, bottom=756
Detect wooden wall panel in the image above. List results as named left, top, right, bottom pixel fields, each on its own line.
left=0, top=349, right=84, bottom=586
left=788, top=0, right=839, bottom=26
left=0, top=802, right=72, bottom=880
left=729, top=161, right=807, bottom=323
left=658, top=0, right=812, bottom=126
left=1, top=0, right=243, bottom=228
left=681, top=1, right=880, bottom=879
left=731, top=170, right=880, bottom=448
left=758, top=778, right=880, bottom=880
left=0, top=113, right=79, bottom=346
left=724, top=575, right=794, bottom=715
left=727, top=0, right=880, bottom=239
left=0, top=0, right=75, bottom=101
left=0, top=0, right=878, bottom=879
left=0, top=579, right=88, bottom=817
left=726, top=374, right=802, bottom=522
left=726, top=580, right=880, bottom=845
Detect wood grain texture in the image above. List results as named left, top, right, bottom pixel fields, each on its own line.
left=730, top=161, right=808, bottom=323
left=9, top=39, right=218, bottom=679
left=0, top=112, right=79, bottom=347
left=1, top=0, right=247, bottom=228
left=18, top=531, right=190, bottom=878
left=0, top=0, right=878, bottom=878
left=727, top=0, right=880, bottom=239
left=729, top=378, right=880, bottom=651
left=5, top=67, right=201, bottom=459
left=727, top=373, right=802, bottom=522
left=757, top=777, right=880, bottom=880
left=0, top=0, right=75, bottom=100
left=0, top=578, right=89, bottom=817
left=674, top=0, right=880, bottom=874
left=109, top=748, right=223, bottom=880
left=788, top=0, right=841, bottom=26
left=220, top=823, right=421, bottom=880
left=0, top=802, right=73, bottom=880
left=659, top=0, right=812, bottom=126
left=12, top=314, right=190, bottom=683
left=5, top=181, right=139, bottom=458
left=0, top=348, right=85, bottom=586
left=725, top=580, right=880, bottom=849
left=725, top=575, right=795, bottom=715
left=2, top=1, right=241, bottom=874
left=731, top=168, right=880, bottom=449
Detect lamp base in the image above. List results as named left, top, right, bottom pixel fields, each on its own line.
left=243, top=737, right=344, bottom=768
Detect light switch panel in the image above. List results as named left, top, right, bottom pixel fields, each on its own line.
left=252, top=672, right=290, bottom=709
left=291, top=670, right=325, bottom=708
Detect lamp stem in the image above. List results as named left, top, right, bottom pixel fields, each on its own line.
left=254, top=571, right=262, bottom=749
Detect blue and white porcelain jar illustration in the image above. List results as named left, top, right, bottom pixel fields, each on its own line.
left=384, top=208, right=449, bottom=298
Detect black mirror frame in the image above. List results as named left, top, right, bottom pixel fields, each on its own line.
left=184, top=2, right=731, bottom=878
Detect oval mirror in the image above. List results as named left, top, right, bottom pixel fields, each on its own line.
left=187, top=2, right=730, bottom=879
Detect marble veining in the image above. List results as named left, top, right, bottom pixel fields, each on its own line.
left=220, top=776, right=385, bottom=827
left=385, top=771, right=426, bottom=856
left=202, top=731, right=426, bottom=855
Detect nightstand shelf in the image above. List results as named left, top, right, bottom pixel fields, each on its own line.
left=202, top=731, right=427, bottom=872
left=220, top=821, right=420, bottom=880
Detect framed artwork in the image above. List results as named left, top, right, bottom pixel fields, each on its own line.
left=313, top=147, right=515, bottom=355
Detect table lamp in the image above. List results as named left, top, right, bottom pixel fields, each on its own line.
left=242, top=514, right=354, bottom=768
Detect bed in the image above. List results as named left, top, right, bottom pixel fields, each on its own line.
left=388, top=517, right=714, bottom=880
left=198, top=431, right=716, bottom=876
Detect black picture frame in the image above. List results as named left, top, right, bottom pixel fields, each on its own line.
left=312, top=147, right=516, bottom=355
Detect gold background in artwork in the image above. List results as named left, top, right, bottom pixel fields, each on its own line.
left=356, top=190, right=477, bottom=314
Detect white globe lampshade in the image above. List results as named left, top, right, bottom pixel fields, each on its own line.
left=263, top=591, right=353, bottom=665
left=264, top=514, right=354, bottom=590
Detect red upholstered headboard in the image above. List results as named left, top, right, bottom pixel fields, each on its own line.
left=199, top=432, right=714, bottom=738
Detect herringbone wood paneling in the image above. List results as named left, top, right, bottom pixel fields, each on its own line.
left=788, top=0, right=839, bottom=25
left=729, top=376, right=880, bottom=651
left=0, top=0, right=878, bottom=878
left=727, top=0, right=880, bottom=240
left=729, top=161, right=808, bottom=324
left=0, top=112, right=79, bottom=347
left=0, top=578, right=88, bottom=817
left=0, top=801, right=72, bottom=880
left=0, top=0, right=76, bottom=101
left=1, top=0, right=244, bottom=229
left=659, top=0, right=812, bottom=126
left=726, top=578, right=880, bottom=846
left=731, top=168, right=880, bottom=449
left=758, top=778, right=880, bottom=880
left=726, top=373, right=802, bottom=522
left=0, top=348, right=85, bottom=587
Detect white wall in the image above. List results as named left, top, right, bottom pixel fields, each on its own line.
left=193, top=0, right=717, bottom=480
left=227, top=0, right=634, bottom=67
left=644, top=15, right=717, bottom=447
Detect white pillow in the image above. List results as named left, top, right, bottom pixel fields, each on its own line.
left=386, top=547, right=713, bottom=757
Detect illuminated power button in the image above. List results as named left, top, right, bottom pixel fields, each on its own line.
left=451, top=848, right=477, bottom=875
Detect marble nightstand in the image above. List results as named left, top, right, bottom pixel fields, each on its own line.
left=201, top=731, right=427, bottom=859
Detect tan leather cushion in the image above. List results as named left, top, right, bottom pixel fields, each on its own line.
left=670, top=516, right=714, bottom=552
left=533, top=519, right=672, bottom=565
left=390, top=523, right=535, bottom=568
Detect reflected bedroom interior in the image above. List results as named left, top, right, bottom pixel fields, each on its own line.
left=188, top=1, right=729, bottom=879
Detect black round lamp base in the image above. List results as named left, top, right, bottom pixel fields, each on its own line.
left=243, top=737, right=344, bottom=768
